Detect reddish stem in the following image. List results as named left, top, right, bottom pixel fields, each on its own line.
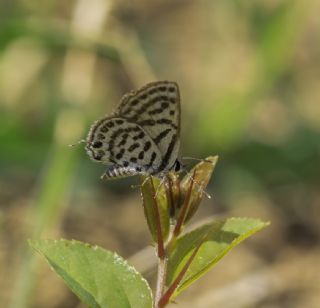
left=166, top=176, right=175, bottom=217
left=158, top=242, right=202, bottom=307
left=155, top=257, right=167, bottom=307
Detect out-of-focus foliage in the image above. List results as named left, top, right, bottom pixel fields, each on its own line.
left=1, top=0, right=320, bottom=307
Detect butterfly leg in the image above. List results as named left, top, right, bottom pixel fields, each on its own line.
left=140, top=175, right=151, bottom=187
left=154, top=175, right=168, bottom=198
left=181, top=169, right=212, bottom=199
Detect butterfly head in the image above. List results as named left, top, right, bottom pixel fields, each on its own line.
left=172, top=159, right=183, bottom=173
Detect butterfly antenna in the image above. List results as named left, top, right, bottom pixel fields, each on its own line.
left=182, top=156, right=212, bottom=163
left=181, top=167, right=212, bottom=199
left=68, top=139, right=86, bottom=147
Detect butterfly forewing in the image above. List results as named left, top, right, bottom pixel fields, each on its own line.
left=86, top=117, right=162, bottom=175
left=116, top=81, right=180, bottom=173
left=86, top=81, right=181, bottom=179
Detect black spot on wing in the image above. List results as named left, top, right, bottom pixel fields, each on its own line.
left=109, top=128, right=125, bottom=156
left=148, top=88, right=157, bottom=95
left=161, top=102, right=169, bottom=108
left=131, top=99, right=139, bottom=106
left=97, top=133, right=105, bottom=140
left=100, top=126, right=108, bottom=133
left=157, top=134, right=177, bottom=173
left=153, top=128, right=171, bottom=144
left=125, top=126, right=141, bottom=133
left=148, top=102, right=169, bottom=116
left=138, top=119, right=155, bottom=126
left=117, top=133, right=129, bottom=147
left=133, top=131, right=145, bottom=140
left=156, top=119, right=178, bottom=129
left=144, top=141, right=151, bottom=151
left=148, top=108, right=164, bottom=116
left=126, top=96, right=170, bottom=121
left=117, top=139, right=126, bottom=147
left=92, top=141, right=103, bottom=148
left=139, top=94, right=147, bottom=100
left=137, top=118, right=177, bottom=129
left=130, top=157, right=137, bottom=163
left=138, top=151, right=144, bottom=160
left=94, top=150, right=105, bottom=161
left=146, top=152, right=157, bottom=168
left=128, top=143, right=140, bottom=152
left=115, top=148, right=125, bottom=160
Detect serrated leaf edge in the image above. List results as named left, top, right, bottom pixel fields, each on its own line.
left=172, top=218, right=270, bottom=297
left=29, top=239, right=153, bottom=307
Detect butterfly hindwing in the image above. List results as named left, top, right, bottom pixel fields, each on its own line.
left=86, top=117, right=162, bottom=177
left=115, top=81, right=180, bottom=173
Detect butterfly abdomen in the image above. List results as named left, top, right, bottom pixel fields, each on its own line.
left=101, top=165, right=142, bottom=180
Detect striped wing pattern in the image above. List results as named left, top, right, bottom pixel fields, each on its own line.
left=86, top=117, right=162, bottom=176
left=116, top=81, right=180, bottom=173
left=86, top=81, right=180, bottom=179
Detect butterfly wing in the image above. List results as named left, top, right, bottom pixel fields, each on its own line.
left=86, top=117, right=162, bottom=177
left=115, top=81, right=180, bottom=173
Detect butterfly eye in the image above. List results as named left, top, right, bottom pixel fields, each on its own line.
left=174, top=160, right=181, bottom=172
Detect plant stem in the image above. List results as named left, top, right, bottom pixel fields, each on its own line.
left=158, top=242, right=202, bottom=307
left=155, top=256, right=167, bottom=308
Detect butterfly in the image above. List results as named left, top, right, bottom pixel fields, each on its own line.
left=85, top=81, right=182, bottom=180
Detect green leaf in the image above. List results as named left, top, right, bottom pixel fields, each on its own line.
left=29, top=239, right=153, bottom=308
left=166, top=218, right=269, bottom=298
left=140, top=176, right=170, bottom=242
left=180, top=156, right=218, bottom=222
left=164, top=172, right=181, bottom=218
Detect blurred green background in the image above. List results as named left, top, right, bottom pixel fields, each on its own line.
left=1, top=0, right=320, bottom=307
